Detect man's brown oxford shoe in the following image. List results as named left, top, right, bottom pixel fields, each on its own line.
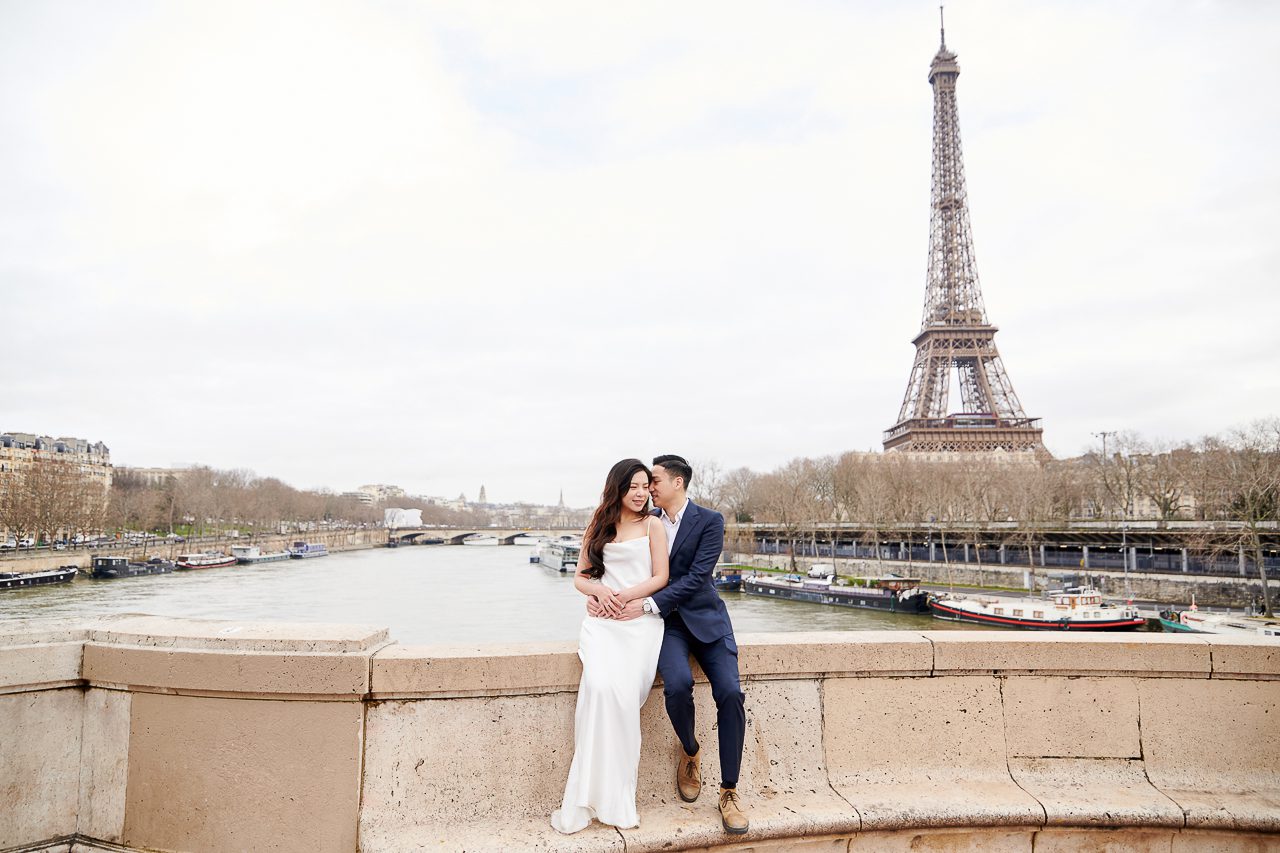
left=676, top=747, right=701, bottom=802
left=719, top=787, right=749, bottom=835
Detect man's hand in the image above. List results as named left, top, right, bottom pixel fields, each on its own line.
left=613, top=599, right=645, bottom=621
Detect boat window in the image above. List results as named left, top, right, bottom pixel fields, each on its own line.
left=1012, top=609, right=1023, bottom=617
left=1033, top=611, right=1043, bottom=618
left=994, top=608, right=1004, bottom=615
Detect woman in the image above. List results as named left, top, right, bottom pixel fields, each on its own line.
left=551, top=458, right=670, bottom=834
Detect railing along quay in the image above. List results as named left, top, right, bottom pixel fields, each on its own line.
left=734, top=521, right=1280, bottom=581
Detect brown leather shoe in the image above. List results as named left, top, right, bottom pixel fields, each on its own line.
left=676, top=747, right=701, bottom=802
left=719, top=787, right=749, bottom=834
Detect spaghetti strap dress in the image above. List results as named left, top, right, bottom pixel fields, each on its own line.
left=550, top=533, right=664, bottom=833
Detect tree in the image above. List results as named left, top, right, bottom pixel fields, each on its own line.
left=1207, top=420, right=1280, bottom=616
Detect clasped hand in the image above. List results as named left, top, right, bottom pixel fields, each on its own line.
left=587, top=589, right=643, bottom=620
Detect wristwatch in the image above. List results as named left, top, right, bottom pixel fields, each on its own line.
left=642, top=599, right=654, bottom=614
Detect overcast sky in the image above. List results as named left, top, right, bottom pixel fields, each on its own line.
left=2, top=1, right=1277, bottom=506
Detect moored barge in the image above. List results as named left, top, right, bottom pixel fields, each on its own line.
left=0, top=565, right=78, bottom=589
left=713, top=564, right=743, bottom=592
left=742, top=573, right=929, bottom=613
left=231, top=545, right=291, bottom=564
left=90, top=556, right=174, bottom=578
left=289, top=542, right=328, bottom=559
left=929, top=586, right=1144, bottom=631
left=1159, top=607, right=1280, bottom=640
left=175, top=552, right=237, bottom=570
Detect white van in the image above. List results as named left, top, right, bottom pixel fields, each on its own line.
left=807, top=563, right=836, bottom=578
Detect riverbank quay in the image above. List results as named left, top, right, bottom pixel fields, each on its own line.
left=732, top=552, right=1280, bottom=610
left=2, top=617, right=1277, bottom=852
left=0, top=528, right=385, bottom=575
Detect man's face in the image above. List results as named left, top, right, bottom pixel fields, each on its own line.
left=649, top=465, right=681, bottom=506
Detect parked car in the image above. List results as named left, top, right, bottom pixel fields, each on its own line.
left=18, top=536, right=35, bottom=548
left=0, top=539, right=15, bottom=550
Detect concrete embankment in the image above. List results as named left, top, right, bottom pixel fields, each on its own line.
left=1, top=616, right=1277, bottom=852
left=731, top=551, right=1280, bottom=609
left=0, top=528, right=386, bottom=574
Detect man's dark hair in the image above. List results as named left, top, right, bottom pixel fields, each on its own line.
left=652, top=454, right=693, bottom=489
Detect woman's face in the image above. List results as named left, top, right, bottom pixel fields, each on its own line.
left=623, top=471, right=651, bottom=515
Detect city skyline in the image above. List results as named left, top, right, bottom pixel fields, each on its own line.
left=3, top=3, right=1277, bottom=505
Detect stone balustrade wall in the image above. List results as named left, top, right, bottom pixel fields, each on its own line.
left=1, top=617, right=1277, bottom=853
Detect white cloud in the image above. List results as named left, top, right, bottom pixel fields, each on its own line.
left=2, top=1, right=1277, bottom=504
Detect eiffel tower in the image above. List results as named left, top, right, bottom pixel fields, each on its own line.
left=884, top=15, right=1044, bottom=454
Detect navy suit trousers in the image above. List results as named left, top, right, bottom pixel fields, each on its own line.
left=656, top=612, right=745, bottom=788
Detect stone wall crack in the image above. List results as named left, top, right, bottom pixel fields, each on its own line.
left=818, top=676, right=864, bottom=833
left=997, top=675, right=1047, bottom=827
left=1135, top=681, right=1188, bottom=829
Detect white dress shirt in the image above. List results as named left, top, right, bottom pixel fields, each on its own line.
left=645, top=498, right=689, bottom=617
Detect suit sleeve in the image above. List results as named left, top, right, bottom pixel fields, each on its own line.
left=651, top=511, right=724, bottom=616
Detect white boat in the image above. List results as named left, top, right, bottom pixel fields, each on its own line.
left=462, top=534, right=500, bottom=546
left=289, top=542, right=328, bottom=559
left=510, top=534, right=541, bottom=546
left=541, top=537, right=582, bottom=573
left=1159, top=607, right=1280, bottom=640
left=231, top=545, right=291, bottom=564
left=929, top=586, right=1145, bottom=631
left=175, top=552, right=237, bottom=570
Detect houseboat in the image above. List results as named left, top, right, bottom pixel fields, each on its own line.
left=713, top=564, right=743, bottom=592
left=175, top=552, right=238, bottom=570
left=929, top=586, right=1145, bottom=631
left=541, top=538, right=582, bottom=573
left=289, top=542, right=329, bottom=559
left=511, top=534, right=541, bottom=546
left=462, top=534, right=500, bottom=546
left=742, top=572, right=929, bottom=613
left=0, top=565, right=78, bottom=589
left=1159, top=607, right=1280, bottom=640
left=231, top=545, right=291, bottom=564
left=90, top=556, right=174, bottom=579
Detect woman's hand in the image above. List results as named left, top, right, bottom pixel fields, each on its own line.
left=594, top=584, right=624, bottom=617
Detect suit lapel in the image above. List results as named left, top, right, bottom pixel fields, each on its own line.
left=670, top=501, right=702, bottom=564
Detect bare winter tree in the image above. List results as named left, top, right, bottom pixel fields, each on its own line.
left=1207, top=420, right=1280, bottom=616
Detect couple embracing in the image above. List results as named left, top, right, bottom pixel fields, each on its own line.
left=550, top=455, right=749, bottom=837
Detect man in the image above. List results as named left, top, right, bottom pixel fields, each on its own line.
left=587, top=454, right=749, bottom=835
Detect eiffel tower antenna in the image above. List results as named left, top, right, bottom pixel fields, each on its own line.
left=883, top=19, right=1044, bottom=455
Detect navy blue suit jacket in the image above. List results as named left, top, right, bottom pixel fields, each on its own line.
left=651, top=501, right=733, bottom=644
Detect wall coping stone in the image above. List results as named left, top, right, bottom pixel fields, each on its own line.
left=2, top=619, right=1278, bottom=852
left=926, top=630, right=1215, bottom=677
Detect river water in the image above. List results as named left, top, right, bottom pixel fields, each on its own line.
left=0, top=545, right=982, bottom=644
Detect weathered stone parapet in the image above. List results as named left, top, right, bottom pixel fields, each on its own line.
left=1, top=619, right=1277, bottom=852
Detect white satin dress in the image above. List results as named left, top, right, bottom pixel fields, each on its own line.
left=551, top=535, right=665, bottom=833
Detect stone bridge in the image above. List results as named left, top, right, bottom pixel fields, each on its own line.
left=1, top=617, right=1276, bottom=852
left=388, top=527, right=582, bottom=545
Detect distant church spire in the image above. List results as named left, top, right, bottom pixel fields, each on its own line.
left=558, top=488, right=565, bottom=508
left=478, top=484, right=487, bottom=504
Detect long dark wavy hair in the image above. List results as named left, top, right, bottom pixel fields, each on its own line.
left=581, top=458, right=652, bottom=579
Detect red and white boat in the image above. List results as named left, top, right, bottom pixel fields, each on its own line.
left=929, top=586, right=1145, bottom=631
left=174, top=552, right=237, bottom=570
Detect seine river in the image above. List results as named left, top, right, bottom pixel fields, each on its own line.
left=0, top=545, right=981, bottom=644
